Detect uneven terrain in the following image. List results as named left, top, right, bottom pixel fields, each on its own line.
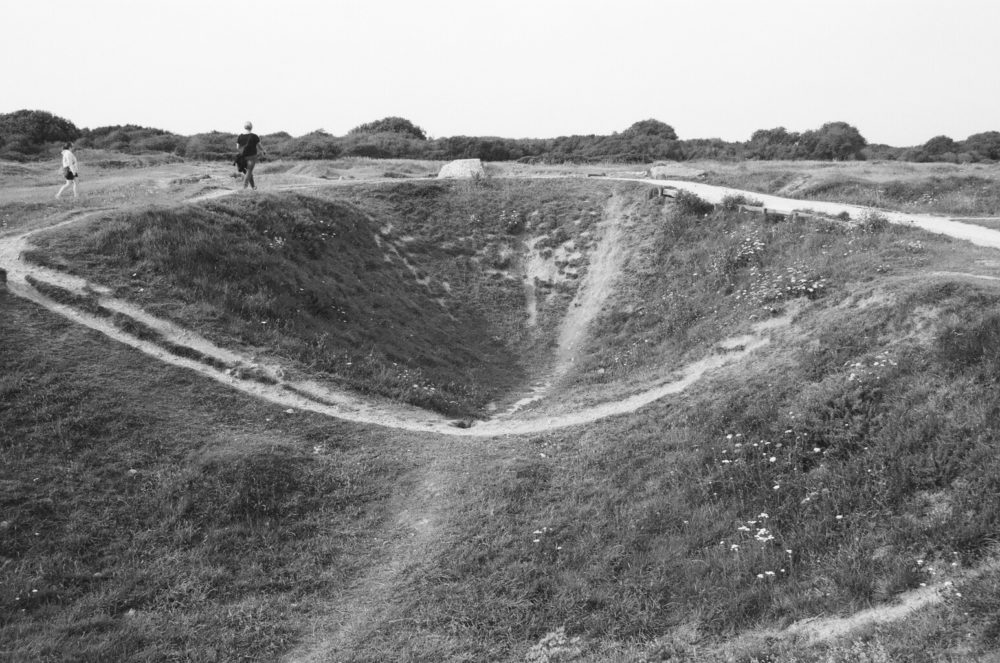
left=4, top=156, right=1000, bottom=661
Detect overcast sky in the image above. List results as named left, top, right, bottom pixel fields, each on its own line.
left=5, top=0, right=998, bottom=146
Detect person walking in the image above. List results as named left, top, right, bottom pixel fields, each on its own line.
left=56, top=143, right=79, bottom=198
left=236, top=122, right=265, bottom=190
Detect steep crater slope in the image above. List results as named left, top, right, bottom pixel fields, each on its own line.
left=24, top=193, right=521, bottom=416
left=24, top=180, right=628, bottom=417
left=324, top=178, right=630, bottom=376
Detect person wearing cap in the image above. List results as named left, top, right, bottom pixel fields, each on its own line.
left=235, top=122, right=265, bottom=190
left=56, top=143, right=79, bottom=198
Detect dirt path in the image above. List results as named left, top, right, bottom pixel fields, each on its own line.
left=506, top=193, right=629, bottom=414
left=617, top=177, right=1000, bottom=250
left=554, top=194, right=626, bottom=375
left=282, top=434, right=521, bottom=662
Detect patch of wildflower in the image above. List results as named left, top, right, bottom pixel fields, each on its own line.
left=767, top=263, right=828, bottom=300
left=727, top=510, right=780, bottom=554
left=846, top=350, right=898, bottom=384
left=731, top=261, right=827, bottom=306
left=857, top=209, right=890, bottom=234
left=754, top=528, right=775, bottom=543
left=721, top=511, right=792, bottom=583
left=532, top=526, right=551, bottom=544
left=717, top=432, right=789, bottom=469
left=499, top=208, right=524, bottom=234
left=714, top=229, right=767, bottom=278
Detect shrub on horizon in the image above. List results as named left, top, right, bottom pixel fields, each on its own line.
left=624, top=119, right=678, bottom=140
left=349, top=116, right=428, bottom=141
left=0, top=109, right=80, bottom=159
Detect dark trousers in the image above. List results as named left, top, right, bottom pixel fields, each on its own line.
left=243, top=156, right=257, bottom=189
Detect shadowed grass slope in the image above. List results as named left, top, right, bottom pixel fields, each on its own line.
left=0, top=291, right=421, bottom=661
left=323, top=177, right=632, bottom=362
left=25, top=192, right=536, bottom=416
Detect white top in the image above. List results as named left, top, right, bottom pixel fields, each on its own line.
left=61, top=150, right=78, bottom=173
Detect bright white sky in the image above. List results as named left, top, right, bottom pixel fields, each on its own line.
left=5, top=0, right=999, bottom=146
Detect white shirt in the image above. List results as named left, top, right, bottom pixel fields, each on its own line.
left=61, top=150, right=78, bottom=173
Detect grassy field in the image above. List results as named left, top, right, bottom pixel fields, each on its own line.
left=0, top=290, right=416, bottom=660
left=687, top=159, right=1000, bottom=218
left=4, top=157, right=1000, bottom=661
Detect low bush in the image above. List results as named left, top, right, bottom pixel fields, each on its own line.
left=674, top=190, right=714, bottom=216
left=720, top=193, right=764, bottom=210
left=858, top=209, right=890, bottom=234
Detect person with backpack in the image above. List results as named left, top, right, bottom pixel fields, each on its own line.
left=236, top=121, right=265, bottom=190
left=56, top=143, right=79, bottom=198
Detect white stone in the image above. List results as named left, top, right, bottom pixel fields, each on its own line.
left=437, top=159, right=485, bottom=179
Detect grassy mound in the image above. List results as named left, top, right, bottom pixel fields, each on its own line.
left=25, top=178, right=633, bottom=416
left=324, top=177, right=626, bottom=353
left=26, top=192, right=533, bottom=416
